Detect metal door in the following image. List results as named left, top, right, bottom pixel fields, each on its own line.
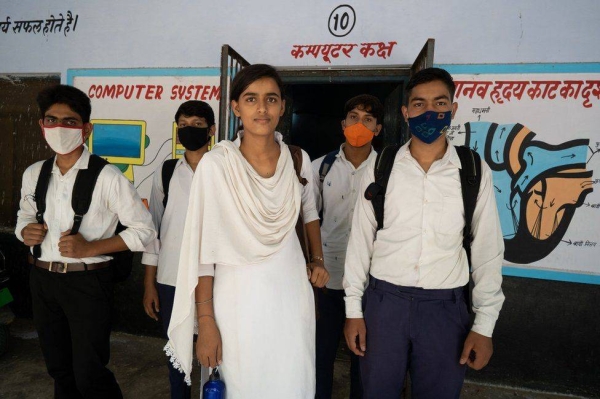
left=218, top=45, right=250, bottom=142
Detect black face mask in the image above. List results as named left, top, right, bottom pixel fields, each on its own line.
left=177, top=126, right=210, bottom=151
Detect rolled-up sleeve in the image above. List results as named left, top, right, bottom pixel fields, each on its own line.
left=198, top=263, right=215, bottom=277
left=142, top=166, right=165, bottom=266
left=107, top=167, right=156, bottom=251
left=469, top=162, right=505, bottom=337
left=300, top=150, right=319, bottom=223
left=343, top=163, right=378, bottom=318
left=15, top=164, right=40, bottom=243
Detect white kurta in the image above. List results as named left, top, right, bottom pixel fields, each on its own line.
left=166, top=132, right=316, bottom=398
left=213, top=233, right=315, bottom=398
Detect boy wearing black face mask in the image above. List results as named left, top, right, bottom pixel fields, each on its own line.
left=343, top=68, right=505, bottom=398
left=142, top=100, right=215, bottom=399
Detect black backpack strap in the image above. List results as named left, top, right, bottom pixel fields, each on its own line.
left=70, top=154, right=109, bottom=235
left=32, top=157, right=55, bottom=258
left=364, top=144, right=400, bottom=231
left=455, top=146, right=481, bottom=268
left=161, top=159, right=179, bottom=209
left=455, top=145, right=481, bottom=315
left=318, top=149, right=339, bottom=183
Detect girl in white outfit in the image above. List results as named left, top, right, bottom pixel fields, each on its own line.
left=166, top=64, right=329, bottom=398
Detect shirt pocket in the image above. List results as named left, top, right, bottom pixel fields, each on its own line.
left=436, top=196, right=465, bottom=234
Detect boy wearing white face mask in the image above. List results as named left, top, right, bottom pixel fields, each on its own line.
left=311, top=94, right=383, bottom=399
left=15, top=84, right=156, bottom=398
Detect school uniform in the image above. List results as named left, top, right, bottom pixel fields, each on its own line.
left=16, top=148, right=156, bottom=399
left=142, top=157, right=195, bottom=399
left=344, top=140, right=505, bottom=398
left=311, top=144, right=377, bottom=399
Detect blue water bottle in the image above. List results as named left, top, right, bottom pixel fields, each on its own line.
left=202, top=367, right=225, bottom=399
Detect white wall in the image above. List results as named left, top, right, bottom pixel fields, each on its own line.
left=1, top=0, right=599, bottom=76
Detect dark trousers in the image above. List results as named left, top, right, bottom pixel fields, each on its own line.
left=361, top=276, right=470, bottom=399
left=315, top=288, right=362, bottom=399
left=157, top=283, right=191, bottom=399
left=29, top=265, right=123, bottom=399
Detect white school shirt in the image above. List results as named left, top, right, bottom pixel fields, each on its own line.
left=197, top=131, right=320, bottom=277
left=343, top=140, right=505, bottom=337
left=142, top=157, right=194, bottom=286
left=16, top=147, right=156, bottom=263
left=311, top=145, right=377, bottom=289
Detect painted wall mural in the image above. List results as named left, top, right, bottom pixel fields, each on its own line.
left=442, top=64, right=600, bottom=283
left=70, top=65, right=600, bottom=284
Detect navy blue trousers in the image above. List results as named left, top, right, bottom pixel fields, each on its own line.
left=157, top=283, right=191, bottom=399
left=361, top=276, right=470, bottom=399
left=315, top=288, right=362, bottom=399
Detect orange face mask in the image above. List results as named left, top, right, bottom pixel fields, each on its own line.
left=344, top=123, right=375, bottom=147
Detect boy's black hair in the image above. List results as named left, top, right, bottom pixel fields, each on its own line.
left=36, top=84, right=92, bottom=123
left=344, top=94, right=384, bottom=124
left=405, top=67, right=456, bottom=102
left=174, top=100, right=215, bottom=126
left=230, top=64, right=284, bottom=102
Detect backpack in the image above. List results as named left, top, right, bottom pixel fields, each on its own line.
left=161, top=159, right=179, bottom=209
left=318, top=149, right=339, bottom=183
left=288, top=145, right=310, bottom=263
left=364, top=144, right=481, bottom=311
left=34, top=154, right=135, bottom=282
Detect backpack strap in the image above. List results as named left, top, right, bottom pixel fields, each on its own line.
left=161, top=159, right=179, bottom=209
left=364, top=144, right=400, bottom=231
left=288, top=145, right=310, bottom=261
left=455, top=146, right=481, bottom=269
left=455, top=145, right=481, bottom=315
left=32, top=157, right=55, bottom=258
left=288, top=145, right=307, bottom=186
left=318, top=149, right=339, bottom=183
left=70, top=154, right=109, bottom=235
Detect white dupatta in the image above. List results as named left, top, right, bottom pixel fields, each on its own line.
left=165, top=132, right=301, bottom=383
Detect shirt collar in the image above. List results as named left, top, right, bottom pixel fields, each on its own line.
left=51, top=146, right=90, bottom=176
left=177, top=154, right=191, bottom=170
left=338, top=143, right=377, bottom=169
left=397, top=138, right=461, bottom=168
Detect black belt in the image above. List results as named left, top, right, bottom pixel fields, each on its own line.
left=28, top=254, right=110, bottom=273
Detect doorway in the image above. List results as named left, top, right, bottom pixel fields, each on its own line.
left=277, top=74, right=406, bottom=159
left=218, top=39, right=435, bottom=160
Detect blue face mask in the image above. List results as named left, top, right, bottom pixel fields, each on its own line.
left=408, top=110, right=452, bottom=144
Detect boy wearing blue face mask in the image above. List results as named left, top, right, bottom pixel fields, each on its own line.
left=142, top=100, right=215, bottom=399
left=343, top=68, right=505, bottom=398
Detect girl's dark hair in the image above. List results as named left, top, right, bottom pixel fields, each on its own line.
left=174, top=100, right=215, bottom=126
left=405, top=67, right=456, bottom=102
left=37, top=84, right=92, bottom=123
left=230, top=64, right=284, bottom=102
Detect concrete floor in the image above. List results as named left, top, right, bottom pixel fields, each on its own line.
left=0, top=319, right=591, bottom=399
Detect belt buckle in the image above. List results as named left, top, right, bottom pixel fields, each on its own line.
left=49, top=262, right=68, bottom=273
left=57, top=262, right=68, bottom=273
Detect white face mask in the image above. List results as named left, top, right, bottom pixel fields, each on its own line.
left=43, top=126, right=84, bottom=155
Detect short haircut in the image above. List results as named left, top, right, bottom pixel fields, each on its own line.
left=405, top=67, right=456, bottom=102
left=344, top=94, right=384, bottom=124
left=230, top=64, right=284, bottom=102
left=36, top=84, right=92, bottom=123
left=174, top=100, right=215, bottom=126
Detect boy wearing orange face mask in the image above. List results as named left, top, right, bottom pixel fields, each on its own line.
left=311, top=94, right=383, bottom=399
